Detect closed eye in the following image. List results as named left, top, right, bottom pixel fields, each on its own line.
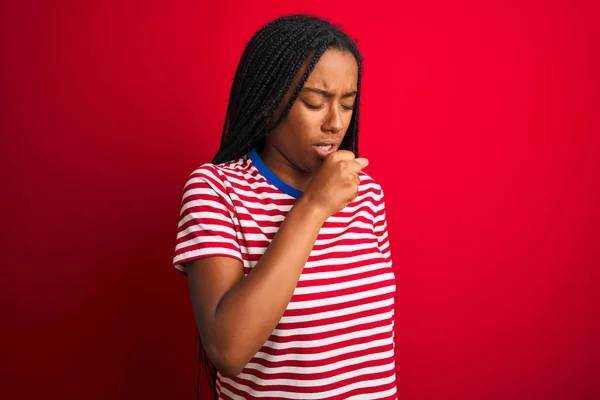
left=303, top=100, right=354, bottom=111
left=302, top=100, right=323, bottom=110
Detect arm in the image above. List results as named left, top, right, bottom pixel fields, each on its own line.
left=187, top=196, right=326, bottom=376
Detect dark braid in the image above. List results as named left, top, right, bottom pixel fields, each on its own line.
left=199, top=14, right=364, bottom=400
left=211, top=14, right=363, bottom=164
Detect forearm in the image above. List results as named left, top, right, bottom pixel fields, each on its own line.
left=209, top=197, right=326, bottom=372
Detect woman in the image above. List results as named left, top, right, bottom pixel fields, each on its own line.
left=174, top=15, right=397, bottom=399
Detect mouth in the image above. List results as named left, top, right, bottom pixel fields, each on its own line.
left=313, top=142, right=340, bottom=158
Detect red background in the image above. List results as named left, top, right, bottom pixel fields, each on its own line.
left=2, top=0, right=599, bottom=399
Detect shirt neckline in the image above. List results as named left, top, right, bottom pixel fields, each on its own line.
left=248, top=148, right=303, bottom=199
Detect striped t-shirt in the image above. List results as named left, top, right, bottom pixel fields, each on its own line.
left=173, top=149, right=397, bottom=399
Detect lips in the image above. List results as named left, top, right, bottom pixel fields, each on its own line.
left=313, top=142, right=340, bottom=158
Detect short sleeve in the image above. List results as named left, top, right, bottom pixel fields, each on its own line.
left=373, top=185, right=392, bottom=268
left=173, top=164, right=243, bottom=274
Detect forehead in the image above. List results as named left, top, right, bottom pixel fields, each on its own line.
left=305, top=49, right=358, bottom=91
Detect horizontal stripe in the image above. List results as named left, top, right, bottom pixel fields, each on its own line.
left=279, top=297, right=394, bottom=325
left=262, top=322, right=393, bottom=350
left=221, top=371, right=396, bottom=399
left=248, top=347, right=394, bottom=374
left=239, top=357, right=395, bottom=385
left=253, top=335, right=393, bottom=364
left=286, top=283, right=395, bottom=310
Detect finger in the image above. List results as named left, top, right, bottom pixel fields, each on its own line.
left=351, top=157, right=369, bottom=171
left=330, top=150, right=356, bottom=161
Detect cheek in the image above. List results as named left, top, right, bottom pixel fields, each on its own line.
left=286, top=106, right=320, bottom=141
left=344, top=111, right=353, bottom=125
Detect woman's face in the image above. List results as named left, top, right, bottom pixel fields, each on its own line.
left=262, top=49, right=359, bottom=174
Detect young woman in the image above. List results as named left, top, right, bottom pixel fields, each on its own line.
left=173, top=14, right=397, bottom=400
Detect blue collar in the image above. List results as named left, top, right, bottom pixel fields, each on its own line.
left=248, top=148, right=303, bottom=199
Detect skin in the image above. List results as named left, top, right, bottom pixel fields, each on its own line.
left=186, top=49, right=369, bottom=376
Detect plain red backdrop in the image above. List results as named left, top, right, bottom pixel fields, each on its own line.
left=2, top=0, right=599, bottom=399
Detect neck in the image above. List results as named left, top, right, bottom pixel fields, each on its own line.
left=257, top=146, right=313, bottom=192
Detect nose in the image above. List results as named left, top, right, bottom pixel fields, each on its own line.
left=322, top=104, right=344, bottom=134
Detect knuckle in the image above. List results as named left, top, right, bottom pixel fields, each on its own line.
left=338, top=150, right=354, bottom=160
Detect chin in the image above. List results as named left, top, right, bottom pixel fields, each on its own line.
left=289, top=148, right=323, bottom=173
left=307, top=155, right=325, bottom=172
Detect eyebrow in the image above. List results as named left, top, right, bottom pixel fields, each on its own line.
left=302, top=87, right=358, bottom=98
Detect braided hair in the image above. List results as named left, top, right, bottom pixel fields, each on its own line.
left=199, top=14, right=363, bottom=399
left=211, top=14, right=363, bottom=164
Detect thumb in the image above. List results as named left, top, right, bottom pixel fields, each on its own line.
left=354, top=158, right=369, bottom=169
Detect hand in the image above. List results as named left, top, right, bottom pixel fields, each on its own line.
left=302, top=150, right=369, bottom=220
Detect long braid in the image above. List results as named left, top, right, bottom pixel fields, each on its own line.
left=220, top=28, right=315, bottom=161
left=218, top=22, right=289, bottom=147
left=229, top=29, right=308, bottom=146
left=342, top=45, right=363, bottom=156
left=200, top=14, right=364, bottom=399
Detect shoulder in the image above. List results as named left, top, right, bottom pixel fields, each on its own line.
left=180, top=157, right=250, bottom=214
left=358, top=170, right=385, bottom=198
left=185, top=156, right=250, bottom=190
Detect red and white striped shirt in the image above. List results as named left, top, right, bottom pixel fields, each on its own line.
left=174, top=149, right=397, bottom=399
